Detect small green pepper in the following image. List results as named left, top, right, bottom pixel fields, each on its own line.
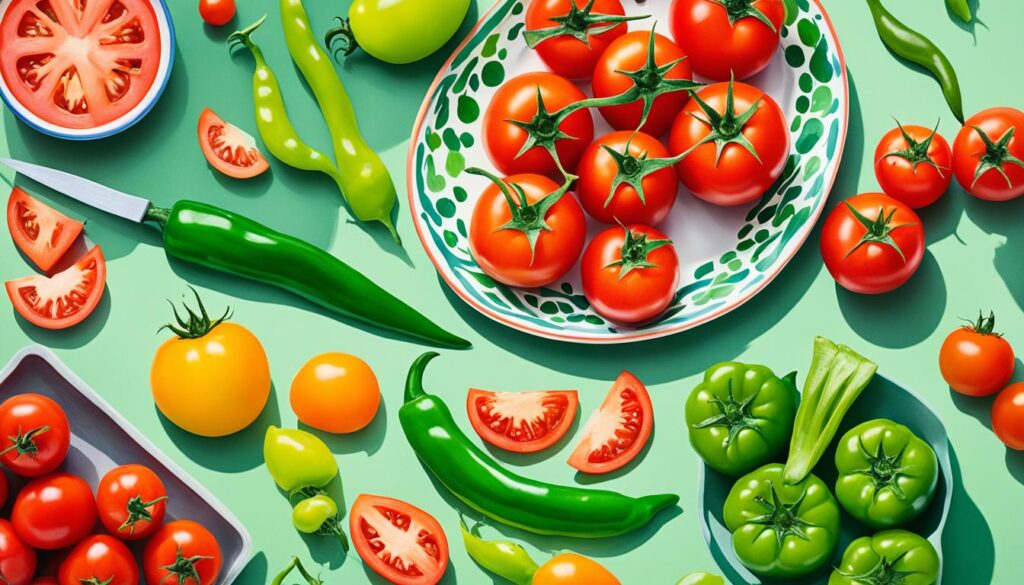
left=676, top=574, right=725, bottom=585
left=292, top=494, right=348, bottom=551
left=264, top=426, right=338, bottom=494
left=829, top=530, right=940, bottom=585
left=271, top=557, right=323, bottom=585
left=946, top=0, right=971, bottom=23
left=460, top=518, right=538, bottom=585
left=835, top=419, right=938, bottom=529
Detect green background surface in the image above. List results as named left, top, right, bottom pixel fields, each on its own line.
left=1, top=0, right=1021, bottom=583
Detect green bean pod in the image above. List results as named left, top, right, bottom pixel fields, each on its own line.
left=946, top=0, right=971, bottom=22
left=279, top=0, right=400, bottom=243
left=866, top=0, right=964, bottom=123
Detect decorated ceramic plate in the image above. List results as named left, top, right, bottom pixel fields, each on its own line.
left=408, top=0, right=848, bottom=343
left=697, top=375, right=954, bottom=585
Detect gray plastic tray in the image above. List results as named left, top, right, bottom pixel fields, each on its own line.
left=0, top=345, right=252, bottom=584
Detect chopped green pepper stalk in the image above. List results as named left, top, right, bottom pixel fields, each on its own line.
left=271, top=557, right=324, bottom=585
left=460, top=517, right=539, bottom=585
left=263, top=426, right=338, bottom=495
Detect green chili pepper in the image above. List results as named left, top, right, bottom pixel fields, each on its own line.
left=292, top=494, right=349, bottom=551
left=865, top=0, right=964, bottom=124
left=144, top=201, right=470, bottom=349
left=228, top=16, right=344, bottom=183
left=460, top=518, right=539, bottom=585
left=400, top=353, right=679, bottom=538
left=271, top=557, right=324, bottom=585
left=946, top=0, right=971, bottom=23
left=263, top=426, right=338, bottom=494
left=279, top=0, right=400, bottom=243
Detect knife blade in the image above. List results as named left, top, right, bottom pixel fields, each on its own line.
left=0, top=158, right=152, bottom=223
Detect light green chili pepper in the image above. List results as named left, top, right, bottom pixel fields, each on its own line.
left=279, top=0, right=400, bottom=243
left=292, top=494, right=348, bottom=551
left=263, top=426, right=338, bottom=494
left=460, top=518, right=539, bottom=585
left=271, top=557, right=323, bottom=585
left=946, top=0, right=971, bottom=23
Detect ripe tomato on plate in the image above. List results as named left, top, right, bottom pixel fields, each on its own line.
left=525, top=0, right=631, bottom=80
left=350, top=494, right=449, bottom=585
left=12, top=473, right=97, bottom=550
left=5, top=246, right=106, bottom=330
left=467, top=389, right=579, bottom=453
left=669, top=0, right=785, bottom=81
left=0, top=519, right=36, bottom=585
left=952, top=107, right=1024, bottom=201
left=97, top=464, right=168, bottom=540
left=6, top=188, right=83, bottom=272
left=874, top=123, right=952, bottom=209
left=143, top=520, right=222, bottom=585
left=0, top=393, right=70, bottom=477
left=576, top=131, right=678, bottom=225
left=198, top=108, right=269, bottom=179
left=568, top=372, right=654, bottom=474
left=59, top=535, right=138, bottom=585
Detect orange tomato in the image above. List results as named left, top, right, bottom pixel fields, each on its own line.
left=532, top=553, right=620, bottom=585
left=939, top=314, right=1015, bottom=397
left=291, top=353, right=381, bottom=434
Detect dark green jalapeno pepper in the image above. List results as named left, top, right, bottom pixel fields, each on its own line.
left=144, top=201, right=470, bottom=349
left=400, top=353, right=679, bottom=538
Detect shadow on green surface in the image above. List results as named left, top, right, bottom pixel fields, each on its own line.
left=963, top=195, right=1024, bottom=312
left=233, top=552, right=269, bottom=585
left=941, top=445, right=995, bottom=584
left=573, top=422, right=656, bottom=486
left=299, top=398, right=388, bottom=457
left=947, top=0, right=987, bottom=39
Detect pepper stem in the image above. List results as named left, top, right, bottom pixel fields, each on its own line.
left=405, top=352, right=440, bottom=403
left=227, top=14, right=267, bottom=52
left=325, top=17, right=359, bottom=61
left=144, top=205, right=170, bottom=229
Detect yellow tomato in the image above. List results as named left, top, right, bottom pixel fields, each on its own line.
left=532, top=553, right=620, bottom=585
left=151, top=322, right=271, bottom=437
left=290, top=353, right=380, bottom=434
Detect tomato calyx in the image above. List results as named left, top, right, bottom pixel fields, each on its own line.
left=748, top=482, right=814, bottom=546
left=466, top=167, right=574, bottom=264
left=835, top=551, right=916, bottom=585
left=504, top=89, right=584, bottom=176
left=78, top=578, right=115, bottom=585
left=842, top=202, right=917, bottom=262
left=158, top=547, right=214, bottom=585
left=523, top=0, right=648, bottom=48
left=963, top=310, right=1003, bottom=337
left=160, top=287, right=232, bottom=339
left=680, top=77, right=763, bottom=166
left=854, top=438, right=911, bottom=501
left=605, top=227, right=672, bottom=279
left=712, top=0, right=778, bottom=32
left=325, top=18, right=359, bottom=60
left=691, top=380, right=762, bottom=447
left=882, top=119, right=947, bottom=177
left=968, top=125, right=1024, bottom=188
left=119, top=495, right=169, bottom=536
left=600, top=138, right=685, bottom=207
left=0, top=424, right=50, bottom=459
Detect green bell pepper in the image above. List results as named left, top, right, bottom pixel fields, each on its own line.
left=829, top=529, right=940, bottom=585
left=685, top=363, right=799, bottom=476
left=264, top=426, right=338, bottom=494
left=724, top=463, right=840, bottom=578
left=835, top=419, right=938, bottom=529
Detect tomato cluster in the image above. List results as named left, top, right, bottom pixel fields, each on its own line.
left=473, top=0, right=791, bottom=325
left=0, top=394, right=222, bottom=585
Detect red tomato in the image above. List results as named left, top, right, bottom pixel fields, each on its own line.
left=576, top=131, right=679, bottom=225
left=97, top=465, right=168, bottom=541
left=466, top=389, right=579, bottom=453
left=0, top=520, right=36, bottom=585
left=581, top=225, right=679, bottom=324
left=874, top=123, right=953, bottom=209
left=142, top=521, right=222, bottom=585
left=58, top=535, right=138, bottom=585
left=993, top=383, right=1024, bottom=450
left=483, top=72, right=594, bottom=176
left=199, top=0, right=236, bottom=27
left=592, top=31, right=693, bottom=136
left=669, top=0, right=784, bottom=81
left=12, top=473, right=97, bottom=550
left=468, top=172, right=586, bottom=288
left=952, top=107, right=1024, bottom=201
left=669, top=80, right=789, bottom=206
left=350, top=494, right=449, bottom=585
left=0, top=394, right=70, bottom=477
left=198, top=108, right=269, bottom=179
left=6, top=188, right=83, bottom=273
left=820, top=193, right=924, bottom=295
left=5, top=246, right=106, bottom=330
left=0, top=0, right=163, bottom=130
left=568, top=371, right=654, bottom=474
left=525, top=0, right=631, bottom=80
left=939, top=313, right=1015, bottom=397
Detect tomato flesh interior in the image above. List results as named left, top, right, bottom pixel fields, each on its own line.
left=6, top=246, right=105, bottom=329
left=582, top=386, right=645, bottom=463
left=8, top=186, right=84, bottom=271
left=198, top=108, right=269, bottom=179
left=358, top=504, right=442, bottom=578
left=468, top=389, right=577, bottom=452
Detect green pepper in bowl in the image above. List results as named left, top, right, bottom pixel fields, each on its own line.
left=829, top=529, right=940, bottom=585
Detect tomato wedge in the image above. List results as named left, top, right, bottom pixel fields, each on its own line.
left=6, top=246, right=105, bottom=329
left=466, top=389, right=578, bottom=453
left=198, top=107, right=269, bottom=179
left=0, top=0, right=164, bottom=130
left=568, top=372, right=653, bottom=474
left=7, top=187, right=82, bottom=272
left=350, top=494, right=449, bottom=585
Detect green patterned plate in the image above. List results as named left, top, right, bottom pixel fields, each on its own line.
left=407, top=0, right=848, bottom=343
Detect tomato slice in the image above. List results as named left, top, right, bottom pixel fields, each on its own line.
left=0, top=0, right=164, bottom=130
left=6, top=246, right=106, bottom=329
left=198, top=107, right=269, bottom=179
left=466, top=389, right=578, bottom=453
left=350, top=494, right=449, bottom=585
left=568, top=372, right=653, bottom=474
left=7, top=187, right=83, bottom=272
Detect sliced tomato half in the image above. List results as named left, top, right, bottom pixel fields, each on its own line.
left=198, top=107, right=269, bottom=179
left=568, top=371, right=653, bottom=475
left=0, top=0, right=164, bottom=130
left=467, top=389, right=578, bottom=453
left=350, top=494, right=449, bottom=585
left=7, top=187, right=83, bottom=272
left=6, top=246, right=105, bottom=329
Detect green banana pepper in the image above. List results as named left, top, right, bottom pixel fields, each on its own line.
left=264, top=426, right=338, bottom=493
left=401, top=353, right=679, bottom=538
left=835, top=419, right=938, bottom=529
left=685, top=363, right=799, bottom=477
left=292, top=493, right=348, bottom=550
left=460, top=518, right=539, bottom=585
left=675, top=573, right=725, bottom=585
left=946, top=0, right=971, bottom=23
left=724, top=463, right=840, bottom=578
left=829, top=529, right=940, bottom=585
left=144, top=200, right=470, bottom=349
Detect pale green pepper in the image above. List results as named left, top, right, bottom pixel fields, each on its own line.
left=293, top=494, right=348, bottom=551
left=264, top=426, right=338, bottom=494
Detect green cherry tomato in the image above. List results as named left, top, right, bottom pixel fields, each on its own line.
left=685, top=363, right=800, bottom=476
left=328, top=0, right=472, bottom=65
left=724, top=463, right=841, bottom=578
left=292, top=495, right=339, bottom=534
left=835, top=419, right=938, bottom=529
left=263, top=426, right=338, bottom=493
left=829, top=530, right=940, bottom=585
left=675, top=573, right=725, bottom=585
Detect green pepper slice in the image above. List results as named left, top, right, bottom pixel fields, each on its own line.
left=829, top=529, right=940, bottom=585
